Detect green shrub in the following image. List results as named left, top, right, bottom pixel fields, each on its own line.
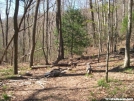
left=97, top=79, right=109, bottom=88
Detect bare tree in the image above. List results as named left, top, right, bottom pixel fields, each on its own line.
left=0, top=14, right=5, bottom=48
left=124, top=0, right=133, bottom=68
left=54, top=0, right=64, bottom=64
left=96, top=0, right=101, bottom=63
left=22, top=0, right=26, bottom=62
left=5, top=0, right=11, bottom=62
left=113, top=0, right=118, bottom=52
left=122, top=0, right=126, bottom=22
left=0, top=0, right=33, bottom=74
left=110, top=0, right=114, bottom=53
left=13, top=0, right=19, bottom=74
left=26, top=10, right=31, bottom=52
left=45, top=0, right=49, bottom=64
left=89, top=0, right=96, bottom=46
left=106, top=0, right=110, bottom=82
left=30, top=0, right=40, bottom=67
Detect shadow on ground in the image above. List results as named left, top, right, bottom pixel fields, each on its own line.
left=23, top=87, right=88, bottom=101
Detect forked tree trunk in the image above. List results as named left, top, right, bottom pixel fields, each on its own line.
left=124, top=0, right=133, bottom=68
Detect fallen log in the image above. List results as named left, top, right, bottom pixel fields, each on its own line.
left=52, top=63, right=71, bottom=67
left=31, top=63, right=72, bottom=69
left=31, top=65, right=53, bottom=69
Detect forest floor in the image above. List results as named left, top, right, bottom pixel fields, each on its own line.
left=0, top=48, right=134, bottom=101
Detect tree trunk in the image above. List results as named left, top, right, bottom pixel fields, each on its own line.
left=54, top=0, right=64, bottom=64
left=42, top=0, right=47, bottom=65
left=124, top=0, right=133, bottom=68
left=89, top=0, right=96, bottom=46
left=0, top=14, right=5, bottom=48
left=13, top=0, right=19, bottom=74
left=122, top=0, right=126, bottom=22
left=26, top=12, right=31, bottom=52
left=5, top=0, right=11, bottom=62
left=45, top=0, right=49, bottom=64
left=30, top=0, right=40, bottom=67
left=114, top=0, right=118, bottom=52
left=106, top=0, right=110, bottom=83
left=96, top=0, right=101, bottom=63
left=23, top=0, right=26, bottom=62
left=0, top=0, right=33, bottom=65
left=111, top=0, right=114, bottom=53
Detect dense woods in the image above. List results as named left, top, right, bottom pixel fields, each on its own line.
left=0, top=0, right=134, bottom=100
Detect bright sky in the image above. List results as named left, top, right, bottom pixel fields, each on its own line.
left=0, top=0, right=89, bottom=19
left=0, top=0, right=25, bottom=19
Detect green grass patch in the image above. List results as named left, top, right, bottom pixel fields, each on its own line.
left=1, top=93, right=11, bottom=101
left=97, top=79, right=109, bottom=88
left=0, top=68, right=14, bottom=80
left=0, top=66, right=31, bottom=80
left=97, top=78, right=120, bottom=88
left=124, top=67, right=134, bottom=73
left=108, top=87, right=118, bottom=96
left=85, top=73, right=93, bottom=78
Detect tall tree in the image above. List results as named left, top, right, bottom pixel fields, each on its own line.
left=124, top=0, right=133, bottom=68
left=5, top=0, right=11, bottom=62
left=30, top=0, right=40, bottom=67
left=106, top=0, right=110, bottom=82
left=113, top=0, right=118, bottom=52
left=0, top=14, right=5, bottom=48
left=89, top=0, right=96, bottom=46
left=13, top=0, right=19, bottom=74
left=96, top=0, right=101, bottom=63
left=122, top=0, right=126, bottom=22
left=45, top=0, right=49, bottom=64
left=54, top=0, right=64, bottom=64
left=22, top=0, right=26, bottom=62
left=42, top=0, right=48, bottom=64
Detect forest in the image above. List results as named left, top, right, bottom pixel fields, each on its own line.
left=0, top=0, right=134, bottom=101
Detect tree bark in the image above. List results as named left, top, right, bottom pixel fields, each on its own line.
left=114, top=0, right=118, bottom=52
left=13, top=0, right=19, bottom=74
left=96, top=0, right=101, bottom=63
left=89, top=0, right=96, bottom=46
left=54, top=0, right=64, bottom=64
left=122, top=0, right=126, bottom=22
left=0, top=0, right=33, bottom=65
left=5, top=0, right=11, bottom=62
left=23, top=0, right=26, bottom=62
left=124, top=0, right=133, bottom=68
left=0, top=14, right=5, bottom=48
left=106, top=0, right=110, bottom=83
left=30, top=0, right=40, bottom=67
left=45, top=0, right=49, bottom=64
